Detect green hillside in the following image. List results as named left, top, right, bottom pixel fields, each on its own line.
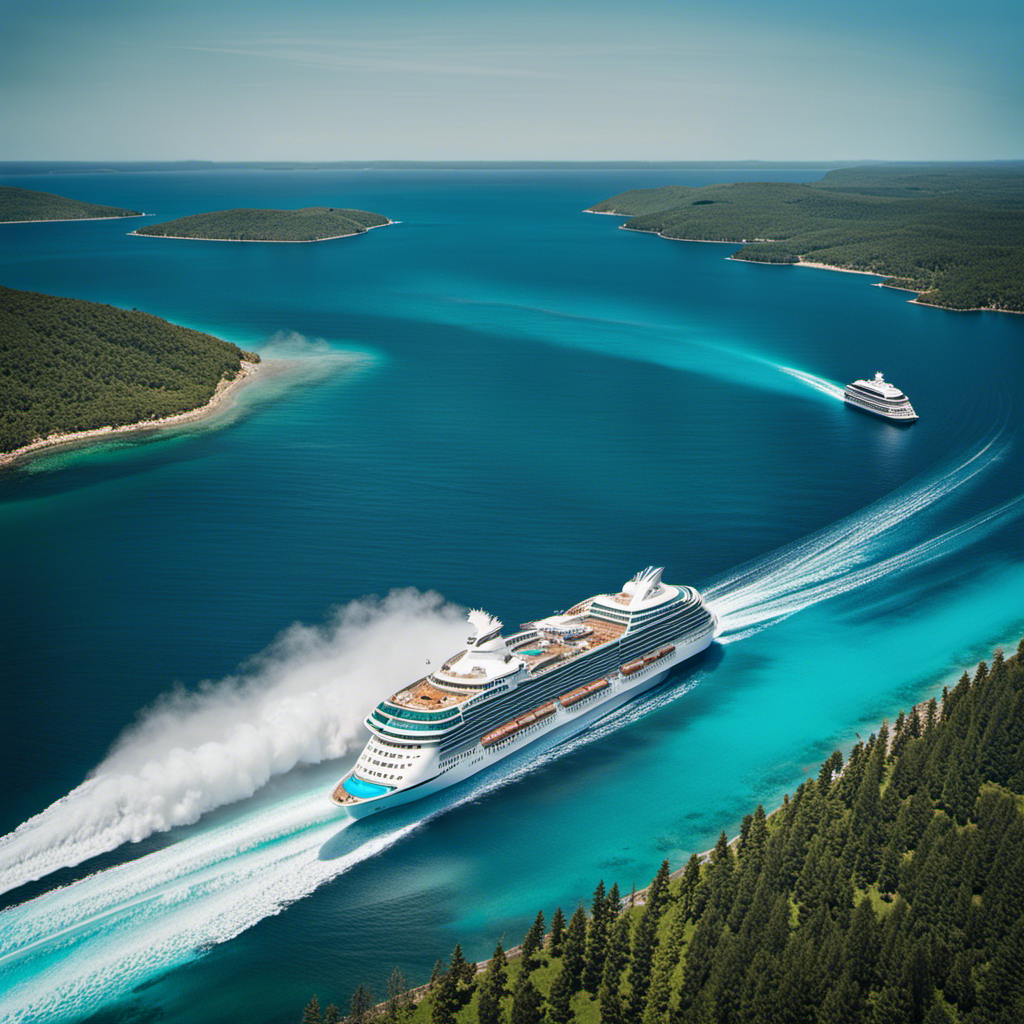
left=0, top=186, right=141, bottom=222
left=308, top=639, right=1024, bottom=1024
left=0, top=286, right=258, bottom=454
left=136, top=206, right=390, bottom=242
left=588, top=166, right=1024, bottom=312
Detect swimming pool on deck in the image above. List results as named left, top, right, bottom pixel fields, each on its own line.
left=343, top=776, right=393, bottom=799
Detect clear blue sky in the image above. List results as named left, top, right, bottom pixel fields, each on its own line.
left=3, top=0, right=1021, bottom=160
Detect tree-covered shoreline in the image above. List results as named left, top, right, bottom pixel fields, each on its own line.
left=587, top=166, right=1024, bottom=313
left=302, top=637, right=1024, bottom=1024
left=0, top=286, right=259, bottom=455
left=0, top=185, right=141, bottom=222
left=136, top=206, right=390, bottom=242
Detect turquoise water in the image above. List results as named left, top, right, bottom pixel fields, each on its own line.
left=1, top=167, right=1023, bottom=1024
left=344, top=777, right=392, bottom=799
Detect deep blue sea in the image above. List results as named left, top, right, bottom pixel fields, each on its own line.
left=1, top=167, right=1023, bottom=1024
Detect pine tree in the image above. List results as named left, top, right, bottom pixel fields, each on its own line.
left=302, top=995, right=322, bottom=1024
left=546, top=964, right=573, bottom=1024
left=627, top=904, right=660, bottom=1024
left=324, top=1004, right=342, bottom=1024
left=877, top=839, right=901, bottom=898
left=509, top=975, right=545, bottom=1024
left=641, top=905, right=687, bottom=1024
left=678, top=854, right=701, bottom=922
left=907, top=706, right=923, bottom=740
left=477, top=942, right=508, bottom=1024
left=598, top=979, right=624, bottom=1024
left=520, top=912, right=545, bottom=972
left=549, top=907, right=566, bottom=955
left=645, top=860, right=672, bottom=918
left=429, top=959, right=445, bottom=990
left=940, top=748, right=978, bottom=825
left=450, top=942, right=476, bottom=988
left=606, top=883, right=621, bottom=920
left=738, top=813, right=753, bottom=852
left=815, top=972, right=863, bottom=1024
left=694, top=831, right=734, bottom=919
left=432, top=966, right=459, bottom=1024
left=350, top=984, right=374, bottom=1024
left=560, top=906, right=587, bottom=993
left=583, top=881, right=610, bottom=993
left=601, top=914, right=632, bottom=993
left=845, top=896, right=878, bottom=991
left=385, top=967, right=412, bottom=1024
left=600, top=916, right=631, bottom=1023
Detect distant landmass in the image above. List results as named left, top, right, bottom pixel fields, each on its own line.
left=0, top=286, right=259, bottom=458
left=135, top=207, right=390, bottom=242
left=588, top=166, right=1024, bottom=313
left=0, top=186, right=141, bottom=223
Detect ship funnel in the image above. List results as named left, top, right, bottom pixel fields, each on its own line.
left=622, top=566, right=665, bottom=605
left=467, top=609, right=504, bottom=649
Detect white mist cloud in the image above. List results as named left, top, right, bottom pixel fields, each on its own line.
left=260, top=329, right=335, bottom=357
left=0, top=590, right=467, bottom=895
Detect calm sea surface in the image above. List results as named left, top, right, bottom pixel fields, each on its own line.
left=1, top=168, right=1023, bottom=1024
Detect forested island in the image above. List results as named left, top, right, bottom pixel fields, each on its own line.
left=0, top=186, right=141, bottom=223
left=135, top=206, right=390, bottom=242
left=0, top=286, right=259, bottom=460
left=302, top=639, right=1024, bottom=1024
left=588, top=166, right=1024, bottom=313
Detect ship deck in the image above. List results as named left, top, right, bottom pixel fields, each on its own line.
left=391, top=677, right=469, bottom=709
left=331, top=780, right=360, bottom=804
left=385, top=613, right=626, bottom=710
left=510, top=616, right=626, bottom=671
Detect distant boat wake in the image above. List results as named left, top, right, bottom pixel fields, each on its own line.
left=436, top=295, right=850, bottom=404
left=773, top=364, right=846, bottom=401
left=0, top=435, right=1021, bottom=1023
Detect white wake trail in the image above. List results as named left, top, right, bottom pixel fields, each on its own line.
left=708, top=436, right=1016, bottom=638
left=774, top=364, right=846, bottom=400
left=0, top=590, right=468, bottom=897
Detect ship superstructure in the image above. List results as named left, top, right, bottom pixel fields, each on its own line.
left=331, top=568, right=717, bottom=818
left=844, top=371, right=918, bottom=422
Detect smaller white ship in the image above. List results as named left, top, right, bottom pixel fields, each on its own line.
left=844, top=372, right=918, bottom=422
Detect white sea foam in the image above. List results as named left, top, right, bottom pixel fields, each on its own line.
left=708, top=436, right=1017, bottom=639
left=774, top=364, right=846, bottom=400
left=0, top=590, right=467, bottom=897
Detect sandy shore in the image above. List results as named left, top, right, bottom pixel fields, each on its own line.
left=908, top=297, right=1024, bottom=315
left=129, top=219, right=393, bottom=244
left=626, top=225, right=770, bottom=244
left=2, top=213, right=146, bottom=225
left=0, top=359, right=266, bottom=470
left=793, top=260, right=884, bottom=277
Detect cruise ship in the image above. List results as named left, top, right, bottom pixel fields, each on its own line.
left=844, top=371, right=918, bottom=422
left=331, top=567, right=717, bottom=818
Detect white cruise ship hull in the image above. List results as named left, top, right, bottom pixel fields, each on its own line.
left=843, top=393, right=919, bottom=422
left=335, top=621, right=715, bottom=820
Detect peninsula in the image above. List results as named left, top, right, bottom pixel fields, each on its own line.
left=135, top=206, right=390, bottom=242
left=588, top=165, right=1024, bottom=313
left=0, top=185, right=141, bottom=223
left=0, top=286, right=260, bottom=465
